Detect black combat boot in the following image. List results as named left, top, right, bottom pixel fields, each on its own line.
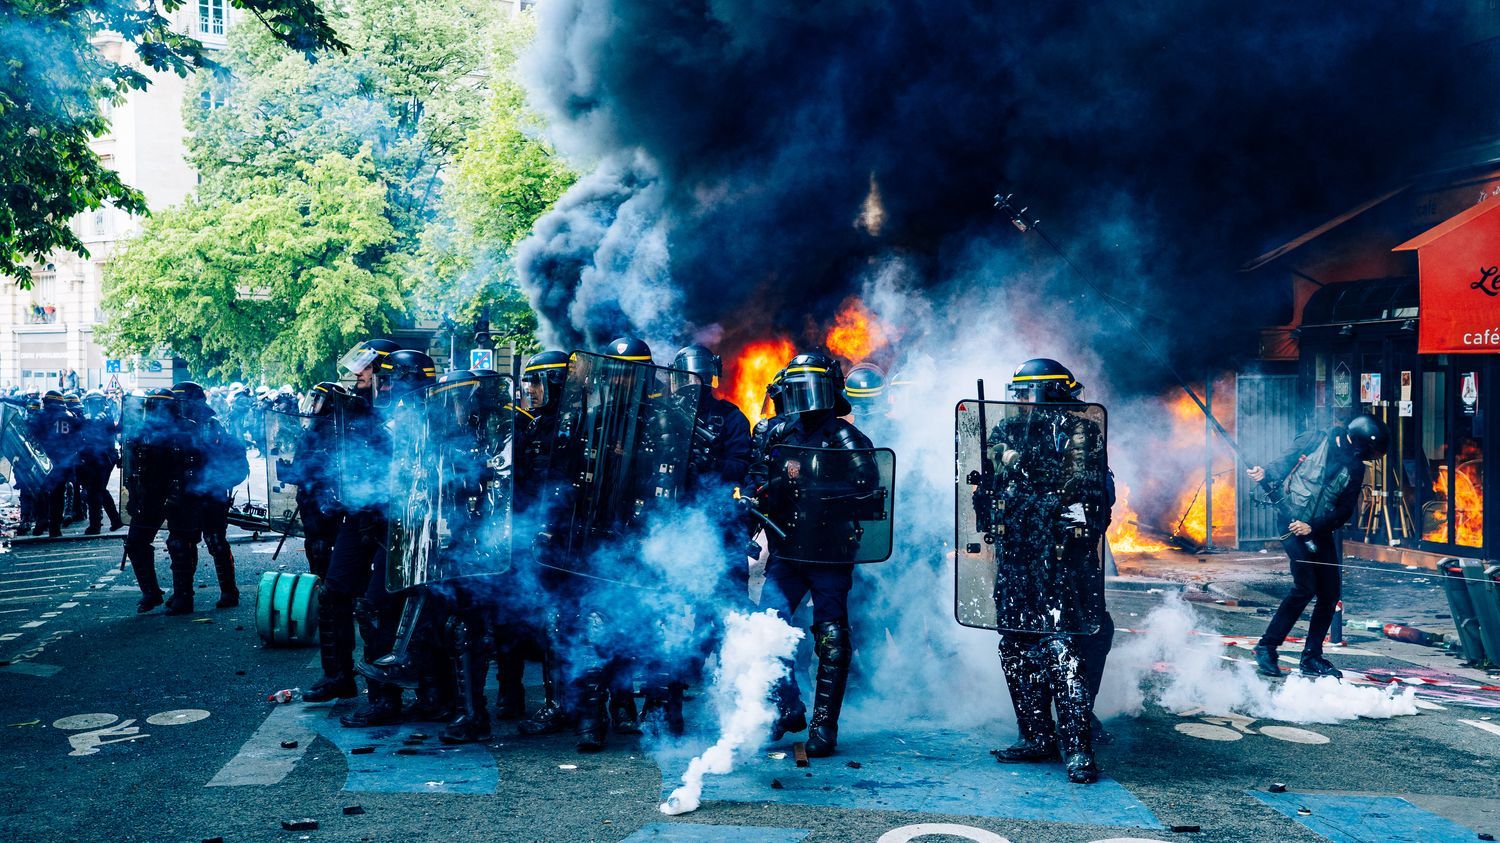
left=995, top=636, right=1059, bottom=763
left=212, top=552, right=238, bottom=608
left=132, top=554, right=165, bottom=614
left=495, top=648, right=527, bottom=721
left=1299, top=652, right=1342, bottom=678
left=518, top=649, right=573, bottom=736
left=574, top=670, right=609, bottom=753
left=1066, top=751, right=1100, bottom=784
left=769, top=659, right=807, bottom=742
left=804, top=621, right=851, bottom=758
left=440, top=622, right=492, bottom=744
left=641, top=674, right=686, bottom=738
left=304, top=594, right=358, bottom=702
left=339, top=685, right=403, bottom=728
left=1253, top=643, right=1282, bottom=677
left=610, top=686, right=642, bottom=736
left=163, top=568, right=195, bottom=615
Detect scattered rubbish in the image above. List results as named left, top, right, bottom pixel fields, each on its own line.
left=1268, top=783, right=1287, bottom=793
left=423, top=781, right=445, bottom=787
left=1363, top=620, right=1384, bottom=631
left=280, top=740, right=299, bottom=749
left=558, top=764, right=578, bottom=770
left=280, top=819, right=318, bottom=831
left=766, top=752, right=786, bottom=760
left=203, top=837, right=224, bottom=843
left=1404, top=565, right=1420, bottom=570
left=234, top=670, right=245, bottom=676
left=402, top=737, right=425, bottom=745
left=7, top=720, right=40, bottom=728
left=1297, top=808, right=1312, bottom=817
left=342, top=806, right=364, bottom=816
left=1477, top=833, right=1494, bottom=841
left=770, top=778, right=784, bottom=789
left=793, top=742, right=809, bottom=767
left=1382, top=623, right=1444, bottom=646
left=266, top=688, right=300, bottom=704
left=845, top=761, right=862, bottom=769
left=395, top=748, right=421, bottom=755
left=350, top=746, right=375, bottom=755
left=234, top=626, right=244, bottom=632
left=1170, top=825, right=1201, bottom=833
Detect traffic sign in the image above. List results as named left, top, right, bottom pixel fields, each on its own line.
left=469, top=348, right=494, bottom=371
left=105, top=359, right=121, bottom=373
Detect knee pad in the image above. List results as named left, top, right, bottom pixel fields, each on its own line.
left=812, top=621, right=851, bottom=668
left=165, top=534, right=195, bottom=560
left=204, top=532, right=232, bottom=561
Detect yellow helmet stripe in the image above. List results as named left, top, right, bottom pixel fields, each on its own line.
left=524, top=362, right=569, bottom=372
left=609, top=354, right=653, bottom=362
left=1012, top=374, right=1074, bottom=383
left=784, top=366, right=828, bottom=374
left=845, top=387, right=884, bottom=397
left=431, top=380, right=478, bottom=395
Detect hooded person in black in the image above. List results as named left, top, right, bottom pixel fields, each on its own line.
left=1250, top=413, right=1388, bottom=679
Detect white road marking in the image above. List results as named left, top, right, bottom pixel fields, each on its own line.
left=1258, top=725, right=1330, bottom=745
left=0, top=585, right=72, bottom=595
left=0, top=634, right=21, bottom=641
left=53, top=713, right=119, bottom=730
left=146, top=709, right=211, bottom=726
left=0, top=608, right=28, bottom=614
left=57, top=602, right=78, bottom=609
left=39, top=612, right=59, bottom=618
left=877, top=824, right=1012, bottom=843
left=20, top=621, right=44, bottom=629
left=1175, top=722, right=1243, bottom=741
left=0, top=574, right=90, bottom=586
left=1460, top=719, right=1500, bottom=738
left=207, top=703, right=316, bottom=787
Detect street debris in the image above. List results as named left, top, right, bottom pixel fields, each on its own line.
left=350, top=746, right=375, bottom=755
left=846, top=761, right=862, bottom=769
left=1267, top=783, right=1287, bottom=793
left=280, top=740, right=298, bottom=749
left=770, top=778, right=784, bottom=789
left=342, top=806, right=365, bottom=815
left=280, top=819, right=318, bottom=831
left=266, top=688, right=300, bottom=703
left=793, top=742, right=809, bottom=767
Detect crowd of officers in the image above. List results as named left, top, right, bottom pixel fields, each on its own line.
left=2, top=389, right=127, bottom=538
left=92, top=338, right=1116, bottom=786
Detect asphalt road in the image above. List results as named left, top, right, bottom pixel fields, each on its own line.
left=2, top=533, right=1498, bottom=843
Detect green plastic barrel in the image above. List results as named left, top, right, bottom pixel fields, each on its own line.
left=254, top=571, right=320, bottom=647
left=1460, top=560, right=1500, bottom=668
left=1439, top=558, right=1487, bottom=664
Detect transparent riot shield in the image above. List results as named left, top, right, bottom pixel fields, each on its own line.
left=537, top=352, right=700, bottom=583
left=386, top=376, right=515, bottom=590
left=0, top=405, right=52, bottom=495
left=265, top=408, right=343, bottom=537
left=954, top=400, right=1109, bottom=634
left=117, top=394, right=177, bottom=526
left=760, top=444, right=895, bottom=564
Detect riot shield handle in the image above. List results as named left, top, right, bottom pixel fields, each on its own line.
left=734, top=486, right=787, bottom=541
left=970, top=380, right=1002, bottom=542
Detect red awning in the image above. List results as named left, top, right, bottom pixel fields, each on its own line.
left=1393, top=199, right=1500, bottom=354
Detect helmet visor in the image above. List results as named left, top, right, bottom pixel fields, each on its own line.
left=668, top=369, right=705, bottom=395
left=779, top=376, right=836, bottom=414
left=338, top=345, right=380, bottom=376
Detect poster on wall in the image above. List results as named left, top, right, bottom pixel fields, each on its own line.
left=1461, top=371, right=1479, bottom=416
left=1400, top=371, right=1412, bottom=401
left=1399, top=400, right=1413, bottom=417
left=1360, top=372, right=1382, bottom=404
left=1332, top=362, right=1353, bottom=408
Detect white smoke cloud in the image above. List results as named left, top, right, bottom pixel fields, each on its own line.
left=660, top=609, right=803, bottom=815
left=1101, top=591, right=1417, bottom=723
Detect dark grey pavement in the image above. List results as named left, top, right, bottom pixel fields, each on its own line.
left=2, top=535, right=1498, bottom=843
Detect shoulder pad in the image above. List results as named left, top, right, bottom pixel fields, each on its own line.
left=828, top=418, right=874, bottom=451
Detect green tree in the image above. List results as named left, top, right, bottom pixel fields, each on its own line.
left=101, top=0, right=499, bottom=380
left=411, top=13, right=576, bottom=349
left=0, top=0, right=342, bottom=283
left=99, top=149, right=403, bottom=383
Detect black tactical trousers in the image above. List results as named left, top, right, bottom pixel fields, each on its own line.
left=1259, top=537, right=1341, bottom=657
left=166, top=494, right=235, bottom=596
left=77, top=456, right=121, bottom=529
left=125, top=504, right=168, bottom=598
left=999, top=632, right=1093, bottom=757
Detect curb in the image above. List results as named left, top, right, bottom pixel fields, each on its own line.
left=5, top=528, right=274, bottom=548
left=1105, top=576, right=1187, bottom=593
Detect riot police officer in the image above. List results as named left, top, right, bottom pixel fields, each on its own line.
left=279, top=381, right=350, bottom=578
left=515, top=349, right=577, bottom=738
left=28, top=390, right=81, bottom=537
left=983, top=358, right=1110, bottom=784
left=754, top=352, right=880, bottom=758
left=842, top=363, right=887, bottom=421
left=163, top=382, right=249, bottom=614
left=123, top=389, right=179, bottom=613
left=337, top=347, right=439, bottom=727
left=1250, top=413, right=1386, bottom=679
left=303, top=339, right=400, bottom=704
left=78, top=391, right=124, bottom=534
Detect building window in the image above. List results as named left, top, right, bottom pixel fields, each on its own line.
left=200, top=85, right=226, bottom=110
left=93, top=208, right=106, bottom=236
left=198, top=0, right=225, bottom=36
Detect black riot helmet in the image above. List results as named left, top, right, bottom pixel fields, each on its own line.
left=375, top=348, right=437, bottom=405
left=141, top=387, right=177, bottom=422
left=603, top=335, right=652, bottom=363
left=42, top=389, right=65, bottom=409
left=1340, top=413, right=1389, bottom=461
left=301, top=381, right=351, bottom=416
left=844, top=363, right=886, bottom=418
left=522, top=350, right=569, bottom=412
left=171, top=381, right=207, bottom=404
left=338, top=338, right=401, bottom=377
left=671, top=343, right=721, bottom=392
left=776, top=352, right=851, bottom=416
left=1007, top=358, right=1084, bottom=403
left=82, top=390, right=111, bottom=418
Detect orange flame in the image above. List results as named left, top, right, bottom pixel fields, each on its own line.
left=1423, top=458, right=1484, bottom=547
left=1163, top=385, right=1238, bottom=547
left=1108, top=483, right=1170, bottom=554
left=825, top=297, right=887, bottom=362
left=726, top=337, right=795, bottom=424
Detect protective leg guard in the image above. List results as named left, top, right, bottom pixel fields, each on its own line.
left=126, top=530, right=165, bottom=612
left=640, top=671, right=687, bottom=738
left=769, top=658, right=807, bottom=741
left=206, top=532, right=238, bottom=608
left=609, top=676, right=642, bottom=736
left=1039, top=636, right=1094, bottom=760
left=440, top=617, right=491, bottom=744
left=359, top=591, right=426, bottom=687
left=304, top=588, right=357, bottom=702
left=341, top=598, right=403, bottom=727
left=805, top=621, right=851, bottom=758
left=995, top=636, right=1058, bottom=762
left=573, top=669, right=609, bottom=753
left=518, top=647, right=573, bottom=736
left=495, top=645, right=526, bottom=721
left=164, top=536, right=196, bottom=615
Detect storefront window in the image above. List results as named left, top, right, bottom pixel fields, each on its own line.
left=1420, top=370, right=1450, bottom=543
left=1453, top=372, right=1483, bottom=548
